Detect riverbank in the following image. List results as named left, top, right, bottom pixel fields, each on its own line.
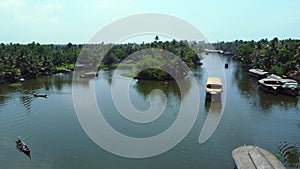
left=213, top=38, right=300, bottom=83
left=0, top=64, right=75, bottom=85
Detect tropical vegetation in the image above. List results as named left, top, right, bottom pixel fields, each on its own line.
left=213, top=38, right=300, bottom=80
left=0, top=40, right=201, bottom=83
left=0, top=42, right=80, bottom=83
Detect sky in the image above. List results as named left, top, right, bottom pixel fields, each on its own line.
left=0, top=0, right=300, bottom=44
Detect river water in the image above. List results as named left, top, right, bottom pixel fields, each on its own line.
left=0, top=55, right=299, bottom=169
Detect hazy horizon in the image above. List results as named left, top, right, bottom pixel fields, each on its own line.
left=1, top=0, right=299, bottom=44
left=1, top=37, right=299, bottom=45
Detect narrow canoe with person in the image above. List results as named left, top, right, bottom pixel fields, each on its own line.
left=15, top=138, right=31, bottom=159
left=33, top=93, right=47, bottom=98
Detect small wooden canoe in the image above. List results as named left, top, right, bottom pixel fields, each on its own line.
left=80, top=72, right=98, bottom=78
left=225, top=63, right=229, bottom=68
left=33, top=93, right=47, bottom=98
left=16, top=139, right=31, bottom=159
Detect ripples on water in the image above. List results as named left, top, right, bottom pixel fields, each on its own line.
left=278, top=141, right=300, bottom=169
left=0, top=60, right=299, bottom=169
left=0, top=89, right=37, bottom=141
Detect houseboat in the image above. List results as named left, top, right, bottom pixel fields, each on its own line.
left=205, top=77, right=223, bottom=101
left=232, top=145, right=285, bottom=169
left=258, top=74, right=299, bottom=96
left=249, top=69, right=269, bottom=79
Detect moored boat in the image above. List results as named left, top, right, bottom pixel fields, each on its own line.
left=56, top=69, right=72, bottom=74
left=19, top=77, right=25, bottom=82
left=15, top=138, right=31, bottom=159
left=258, top=74, right=299, bottom=96
left=249, top=69, right=269, bottom=79
left=80, top=72, right=98, bottom=78
left=232, top=145, right=285, bottom=169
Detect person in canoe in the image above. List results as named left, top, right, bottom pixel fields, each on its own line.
left=16, top=138, right=31, bottom=159
left=33, top=93, right=47, bottom=98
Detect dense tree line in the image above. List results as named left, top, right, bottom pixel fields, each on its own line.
left=0, top=42, right=81, bottom=82
left=214, top=38, right=300, bottom=77
left=0, top=40, right=200, bottom=83
left=102, top=40, right=200, bottom=80
left=102, top=40, right=200, bottom=68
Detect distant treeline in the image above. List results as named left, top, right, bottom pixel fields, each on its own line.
left=0, top=40, right=200, bottom=83
left=213, top=38, right=300, bottom=76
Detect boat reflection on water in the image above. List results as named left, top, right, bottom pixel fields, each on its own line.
left=205, top=100, right=222, bottom=113
left=199, top=99, right=223, bottom=143
left=199, top=76, right=224, bottom=143
left=257, top=89, right=299, bottom=111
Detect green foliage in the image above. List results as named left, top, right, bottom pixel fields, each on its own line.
left=102, top=40, right=199, bottom=69
left=0, top=40, right=200, bottom=82
left=215, top=38, right=300, bottom=76
left=102, top=40, right=200, bottom=80
left=137, top=68, right=170, bottom=81
left=121, top=72, right=137, bottom=78
left=9, top=83, right=22, bottom=87
left=275, top=153, right=281, bottom=160
left=55, top=64, right=75, bottom=71
left=0, top=42, right=81, bottom=82
left=270, top=66, right=284, bottom=75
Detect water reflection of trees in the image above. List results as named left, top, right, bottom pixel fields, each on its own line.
left=45, top=74, right=73, bottom=90
left=257, top=90, right=299, bottom=111
left=0, top=73, right=74, bottom=107
left=22, top=73, right=74, bottom=91
left=133, top=76, right=192, bottom=100
left=100, top=70, right=113, bottom=84
left=0, top=96, right=9, bottom=106
left=233, top=64, right=257, bottom=97
left=205, top=101, right=222, bottom=113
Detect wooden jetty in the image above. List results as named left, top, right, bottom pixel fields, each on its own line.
left=232, top=145, right=285, bottom=169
